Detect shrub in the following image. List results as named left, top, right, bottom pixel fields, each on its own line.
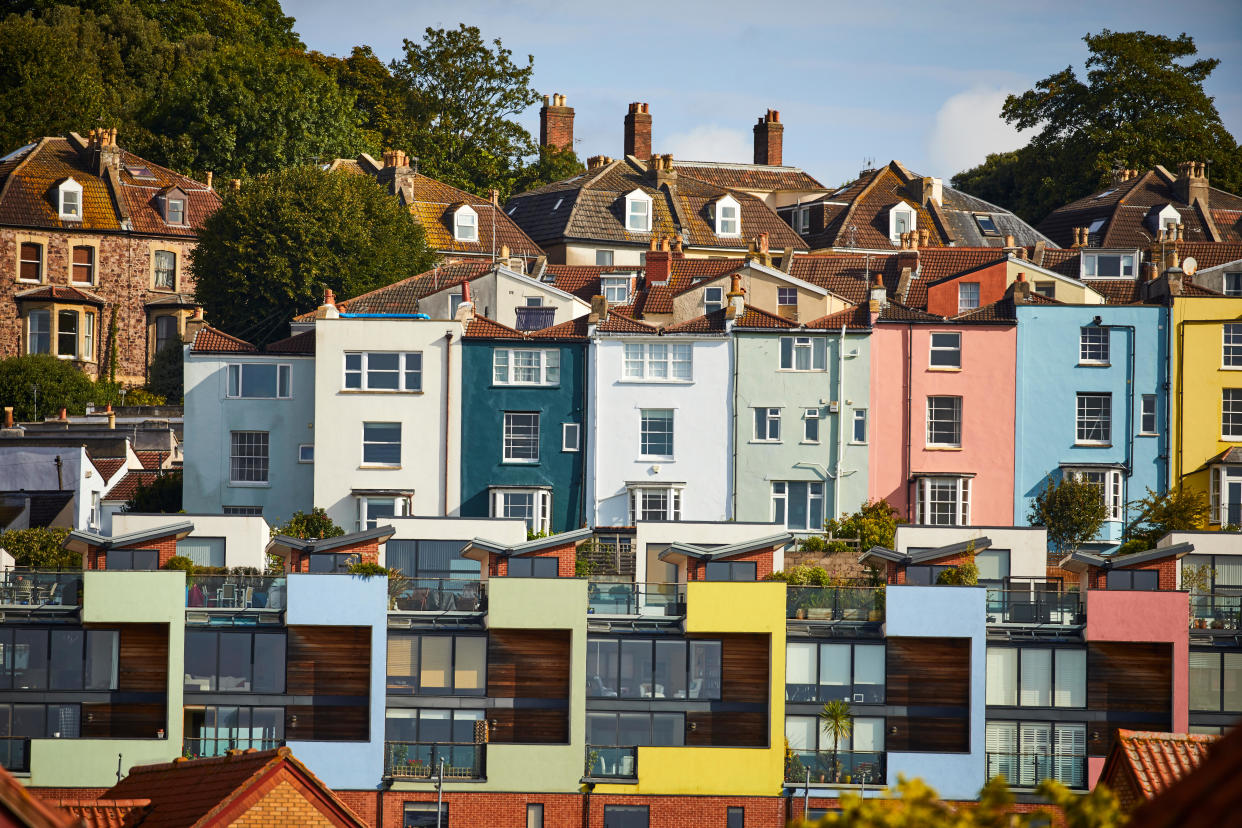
left=0, top=354, right=97, bottom=421
left=347, top=562, right=389, bottom=577
left=0, top=527, right=78, bottom=568
left=162, top=556, right=196, bottom=573
left=274, top=507, right=345, bottom=540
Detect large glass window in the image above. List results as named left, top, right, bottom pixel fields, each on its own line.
left=384, top=708, right=482, bottom=744
left=926, top=396, right=962, bottom=447
left=229, top=431, right=268, bottom=483
left=1079, top=327, right=1109, bottom=364
left=1075, top=393, right=1112, bottom=444
left=493, top=489, right=551, bottom=534
left=986, top=721, right=1086, bottom=789
left=1106, top=569, right=1159, bottom=591
left=1063, top=468, right=1123, bottom=521
left=362, top=422, right=402, bottom=466
left=226, top=364, right=291, bottom=399
left=754, top=407, right=781, bottom=441
left=26, top=309, right=50, bottom=354
left=177, top=537, right=226, bottom=568
left=56, top=310, right=77, bottom=357
left=986, top=647, right=1084, bottom=708
left=639, top=409, right=674, bottom=457
left=385, top=634, right=486, bottom=695
left=0, top=628, right=116, bottom=692
left=493, top=349, right=560, bottom=386
left=1190, top=650, right=1242, bottom=712
left=704, top=561, right=757, bottom=581
left=106, top=549, right=158, bottom=570
left=1082, top=253, right=1135, bottom=278
left=588, top=712, right=683, bottom=748
left=384, top=540, right=478, bottom=580
left=929, top=332, right=961, bottom=368
left=779, top=336, right=827, bottom=371
left=184, top=705, right=283, bottom=757
left=622, top=343, right=692, bottom=381
left=344, top=352, right=422, bottom=391
left=913, top=476, right=970, bottom=526
left=629, top=486, right=681, bottom=522
left=771, top=481, right=824, bottom=531
left=587, top=638, right=719, bottom=700
left=785, top=641, right=885, bottom=704
left=502, top=412, right=540, bottom=463
left=183, top=630, right=286, bottom=694
left=1224, top=390, right=1242, bottom=440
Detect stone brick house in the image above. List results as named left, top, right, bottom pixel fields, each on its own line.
left=0, top=129, right=220, bottom=384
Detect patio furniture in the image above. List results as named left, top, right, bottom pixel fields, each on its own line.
left=217, top=584, right=238, bottom=608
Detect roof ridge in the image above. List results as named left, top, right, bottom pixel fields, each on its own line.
left=193, top=325, right=255, bottom=350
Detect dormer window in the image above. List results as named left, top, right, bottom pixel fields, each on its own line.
left=704, top=286, right=724, bottom=313
left=714, top=195, right=740, bottom=237
left=624, top=190, right=652, bottom=232
left=889, top=204, right=916, bottom=242
left=453, top=205, right=478, bottom=242
left=602, top=275, right=630, bottom=305
left=973, top=214, right=999, bottom=236
left=58, top=178, right=83, bottom=220
left=1148, top=204, right=1180, bottom=235
left=160, top=188, right=188, bottom=225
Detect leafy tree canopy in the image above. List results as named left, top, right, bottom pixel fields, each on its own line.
left=0, top=355, right=99, bottom=421
left=952, top=30, right=1242, bottom=224
left=1028, top=476, right=1110, bottom=556
left=825, top=499, right=903, bottom=553
left=147, top=337, right=184, bottom=403
left=274, top=507, right=344, bottom=540
left=1125, top=486, right=1210, bottom=550
left=124, top=471, right=182, bottom=513
left=191, top=165, right=436, bottom=344
left=0, top=527, right=79, bottom=569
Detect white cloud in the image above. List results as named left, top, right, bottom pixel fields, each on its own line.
left=926, top=87, right=1033, bottom=177
left=661, top=125, right=751, bottom=163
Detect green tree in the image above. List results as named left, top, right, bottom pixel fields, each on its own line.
left=274, top=507, right=344, bottom=540
left=191, top=165, right=436, bottom=345
left=147, top=337, right=184, bottom=402
left=390, top=24, right=541, bottom=199
left=818, top=700, right=854, bottom=783
left=1125, top=486, right=1210, bottom=549
left=952, top=30, right=1242, bottom=224
left=1028, top=476, right=1110, bottom=556
left=512, top=144, right=585, bottom=195
left=825, top=499, right=903, bottom=553
left=0, top=527, right=78, bottom=569
left=0, top=354, right=98, bottom=421
left=124, top=471, right=183, bottom=513
left=308, top=45, right=414, bottom=155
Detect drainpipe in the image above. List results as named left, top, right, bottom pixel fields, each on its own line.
left=904, top=324, right=914, bottom=522
left=833, top=324, right=847, bottom=521
left=1094, top=317, right=1135, bottom=529
left=579, top=341, right=589, bottom=527
left=443, top=330, right=454, bottom=516
left=730, top=331, right=740, bottom=519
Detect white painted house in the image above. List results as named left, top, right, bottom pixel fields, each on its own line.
left=112, top=512, right=271, bottom=569
left=0, top=445, right=104, bottom=530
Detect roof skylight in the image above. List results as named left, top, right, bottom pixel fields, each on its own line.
left=0, top=143, right=36, bottom=163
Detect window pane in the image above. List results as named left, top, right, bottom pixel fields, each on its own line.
left=1224, top=652, right=1242, bottom=711
left=689, top=641, right=720, bottom=699
left=218, top=632, right=251, bottom=692
left=241, top=364, right=277, bottom=397
left=1054, top=649, right=1085, bottom=708
left=420, top=638, right=451, bottom=691
left=819, top=644, right=850, bottom=699
left=786, top=641, right=817, bottom=698
left=185, top=630, right=217, bottom=692
left=252, top=634, right=285, bottom=694
left=387, top=636, right=418, bottom=691
left=1019, top=649, right=1052, bottom=707
left=454, top=637, right=486, bottom=692
left=1190, top=651, right=1221, bottom=710
left=651, top=712, right=683, bottom=746
left=49, top=630, right=83, bottom=690
left=653, top=641, right=686, bottom=699
left=854, top=645, right=885, bottom=702
left=986, top=647, right=1017, bottom=706
left=617, top=713, right=650, bottom=746
left=587, top=712, right=618, bottom=745
left=13, top=630, right=47, bottom=690
left=619, top=640, right=653, bottom=698
left=85, top=630, right=118, bottom=691
left=785, top=715, right=817, bottom=751
left=588, top=640, right=619, bottom=697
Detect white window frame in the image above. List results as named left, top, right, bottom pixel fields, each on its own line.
left=770, top=481, right=825, bottom=531
left=602, top=276, right=630, bottom=305
left=703, top=286, right=724, bottom=314
left=1224, top=325, right=1242, bottom=369
left=58, top=178, right=83, bottom=220
left=622, top=342, right=693, bottom=382
left=1081, top=253, right=1136, bottom=279
left=926, top=396, right=962, bottom=448
left=344, top=351, right=423, bottom=392
left=83, top=310, right=94, bottom=360
left=361, top=422, right=402, bottom=467
left=356, top=495, right=409, bottom=531
left=777, top=287, right=797, bottom=307
left=639, top=408, right=674, bottom=459
left=596, top=250, right=614, bottom=266
left=1224, top=389, right=1242, bottom=441
left=165, top=196, right=186, bottom=226
left=779, top=336, right=827, bottom=371
left=714, top=195, right=740, bottom=237
left=229, top=431, right=269, bottom=486
left=26, top=309, right=50, bottom=354
left=1075, top=393, right=1112, bottom=445
left=1064, top=467, right=1123, bottom=522
left=851, top=409, right=868, bottom=444
left=888, top=204, right=916, bottom=243
left=491, top=488, right=552, bottom=535
left=562, top=422, right=580, bottom=452
left=503, top=412, right=541, bottom=464
left=793, top=207, right=810, bottom=234
left=1140, top=394, right=1158, bottom=435
left=913, top=476, right=970, bottom=526
left=1225, top=272, right=1242, bottom=297
left=226, top=363, right=292, bottom=399
left=1079, top=327, right=1109, bottom=365
left=929, top=331, right=961, bottom=369
left=803, top=408, right=820, bottom=443
left=298, top=444, right=314, bottom=463
left=493, top=348, right=560, bottom=386
left=625, top=190, right=652, bottom=232
left=454, top=205, right=479, bottom=242
left=754, top=407, right=781, bottom=442
left=957, top=282, right=980, bottom=313
left=629, top=486, right=683, bottom=523
left=1210, top=464, right=1242, bottom=526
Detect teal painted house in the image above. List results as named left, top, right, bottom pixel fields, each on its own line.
left=732, top=304, right=872, bottom=531
left=459, top=315, right=588, bottom=534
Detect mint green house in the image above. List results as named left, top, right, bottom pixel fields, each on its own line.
left=732, top=306, right=872, bottom=531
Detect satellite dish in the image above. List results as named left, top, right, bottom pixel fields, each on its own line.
left=1183, top=256, right=1198, bottom=276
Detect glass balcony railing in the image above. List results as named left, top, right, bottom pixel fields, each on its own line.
left=985, top=752, right=1087, bottom=790
left=587, top=582, right=685, bottom=616
left=182, top=736, right=283, bottom=759
left=985, top=590, right=1083, bottom=626
left=787, top=586, right=884, bottom=623
left=586, top=745, right=638, bottom=779
left=384, top=742, right=484, bottom=780
left=389, top=579, right=486, bottom=613
left=1190, top=593, right=1242, bottom=630
left=186, top=576, right=286, bottom=610
left=0, top=571, right=81, bottom=607
left=0, top=738, right=29, bottom=773
left=785, top=750, right=885, bottom=786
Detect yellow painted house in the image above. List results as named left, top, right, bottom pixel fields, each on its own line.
left=1170, top=294, right=1242, bottom=525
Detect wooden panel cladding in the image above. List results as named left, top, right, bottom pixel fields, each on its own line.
left=685, top=711, right=767, bottom=747
left=284, top=704, right=368, bottom=741
left=887, top=715, right=969, bottom=753
left=81, top=703, right=165, bottom=739
left=487, top=629, right=571, bottom=699
left=1088, top=642, right=1172, bottom=714
left=286, top=626, right=370, bottom=697
left=886, top=637, right=971, bottom=707
left=689, top=633, right=769, bottom=705
left=115, top=623, right=168, bottom=694
left=488, top=708, right=568, bottom=744
left=1088, top=717, right=1171, bottom=757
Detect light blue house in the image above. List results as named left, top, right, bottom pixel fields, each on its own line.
left=1014, top=302, right=1168, bottom=548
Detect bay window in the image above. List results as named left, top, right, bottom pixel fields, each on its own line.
left=623, top=343, right=692, bottom=381
left=629, top=486, right=682, bottom=523
left=913, top=476, right=970, bottom=525
left=1062, top=467, right=1123, bottom=521
left=490, top=488, right=551, bottom=534
left=26, top=309, right=50, bottom=354
left=1211, top=465, right=1242, bottom=525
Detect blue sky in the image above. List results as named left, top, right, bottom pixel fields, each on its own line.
left=285, top=0, right=1242, bottom=188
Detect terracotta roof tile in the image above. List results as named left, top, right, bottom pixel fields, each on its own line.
left=952, top=297, right=1019, bottom=323
left=464, top=316, right=526, bottom=340
left=641, top=258, right=747, bottom=314
left=88, top=455, right=126, bottom=481
left=293, top=262, right=494, bottom=321
left=734, top=305, right=798, bottom=329
left=662, top=308, right=730, bottom=334
left=545, top=264, right=643, bottom=302
left=135, top=451, right=168, bottom=470
left=1179, top=242, right=1242, bottom=270
left=787, top=254, right=899, bottom=304
left=671, top=161, right=826, bottom=193
left=190, top=326, right=257, bottom=354
left=264, top=330, right=315, bottom=354
left=103, top=470, right=161, bottom=502
left=529, top=316, right=590, bottom=340
left=1109, top=730, right=1217, bottom=801
left=0, top=764, right=80, bottom=827
left=596, top=311, right=659, bottom=334
left=876, top=302, right=944, bottom=322
left=50, top=799, right=150, bottom=827
left=14, top=285, right=105, bottom=305
left=805, top=303, right=872, bottom=330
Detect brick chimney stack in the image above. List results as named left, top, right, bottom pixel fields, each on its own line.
left=377, top=149, right=416, bottom=194
left=725, top=271, right=746, bottom=319
left=1174, top=161, right=1209, bottom=207
left=86, top=127, right=122, bottom=176
left=539, top=94, right=574, bottom=151
left=753, top=109, right=783, bottom=166
left=624, top=103, right=652, bottom=159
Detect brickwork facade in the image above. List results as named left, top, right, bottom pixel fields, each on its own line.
left=686, top=547, right=776, bottom=581
left=540, top=95, right=575, bottom=152
left=888, top=551, right=975, bottom=585
left=1087, top=557, right=1179, bottom=591
left=84, top=535, right=180, bottom=569
left=489, top=540, right=578, bottom=578
left=286, top=538, right=382, bottom=572
left=227, top=779, right=343, bottom=828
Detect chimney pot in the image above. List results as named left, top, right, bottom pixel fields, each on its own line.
left=205, top=171, right=213, bottom=189
left=230, top=179, right=241, bottom=192
left=1004, top=233, right=1016, bottom=248
left=624, top=102, right=653, bottom=159
left=3, top=407, right=12, bottom=428
left=500, top=244, right=510, bottom=259
left=59, top=407, right=67, bottom=421
left=489, top=189, right=499, bottom=206
left=753, top=107, right=785, bottom=165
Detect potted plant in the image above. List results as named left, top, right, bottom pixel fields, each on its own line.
left=819, top=699, right=854, bottom=784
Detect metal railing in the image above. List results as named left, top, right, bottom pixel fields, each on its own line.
left=0, top=738, right=29, bottom=773
left=182, top=736, right=283, bottom=759
left=0, top=571, right=82, bottom=607
left=985, top=589, right=1083, bottom=626
left=586, top=745, right=638, bottom=779
left=785, top=684, right=885, bottom=704
left=384, top=742, right=484, bottom=779
left=389, top=579, right=486, bottom=613
left=186, top=576, right=286, bottom=610
left=787, top=586, right=884, bottom=623
left=985, top=752, right=1087, bottom=789
left=785, top=750, right=885, bottom=786
left=587, top=582, right=685, bottom=616
left=1190, top=593, right=1242, bottom=630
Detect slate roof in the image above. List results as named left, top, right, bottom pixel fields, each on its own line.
left=292, top=261, right=495, bottom=322
left=1102, top=730, right=1217, bottom=803
left=189, top=327, right=257, bottom=355
left=670, top=160, right=825, bottom=193
left=14, top=285, right=105, bottom=305
left=505, top=156, right=807, bottom=252
left=263, top=330, right=315, bottom=354
left=1038, top=167, right=1242, bottom=249
left=329, top=154, right=543, bottom=259
left=0, top=136, right=218, bottom=236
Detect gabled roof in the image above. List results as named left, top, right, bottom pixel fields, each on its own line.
left=1058, top=542, right=1194, bottom=573
left=65, top=520, right=194, bottom=552
left=734, top=305, right=799, bottom=329
left=292, top=261, right=494, bottom=321
left=189, top=327, right=257, bottom=355
left=805, top=303, right=872, bottom=330
left=267, top=525, right=395, bottom=556
left=463, top=527, right=593, bottom=558
left=1101, top=730, right=1218, bottom=806
left=1125, top=726, right=1242, bottom=828
left=875, top=302, right=944, bottom=323
left=50, top=799, right=150, bottom=827
left=0, top=763, right=80, bottom=827
left=660, top=532, right=793, bottom=562
left=88, top=455, right=126, bottom=481
left=595, top=311, right=659, bottom=334
left=14, top=285, right=105, bottom=306
left=264, top=330, right=315, bottom=355
left=859, top=538, right=993, bottom=567
left=100, top=746, right=369, bottom=828
left=951, top=297, right=1019, bottom=323
left=1180, top=242, right=1242, bottom=270
left=100, top=470, right=162, bottom=503
left=543, top=264, right=643, bottom=302
left=661, top=308, right=730, bottom=334
left=0, top=135, right=219, bottom=237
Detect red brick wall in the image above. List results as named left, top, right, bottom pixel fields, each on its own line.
left=891, top=551, right=974, bottom=585
left=540, top=102, right=575, bottom=151
left=86, top=535, right=180, bottom=570
left=753, top=115, right=783, bottom=166
left=802, top=796, right=1064, bottom=825
left=287, top=539, right=380, bottom=573
left=490, top=541, right=577, bottom=578
left=686, top=547, right=774, bottom=581
left=1087, top=558, right=1178, bottom=591
left=624, top=103, right=652, bottom=159
left=0, top=228, right=197, bottom=384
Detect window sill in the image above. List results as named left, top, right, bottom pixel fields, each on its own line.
left=638, top=457, right=675, bottom=463
left=928, top=366, right=962, bottom=372
left=1073, top=442, right=1112, bottom=448
left=359, top=464, right=402, bottom=470
left=1078, top=362, right=1111, bottom=368
left=749, top=440, right=783, bottom=445
left=490, top=384, right=560, bottom=389
left=799, top=440, right=821, bottom=446
left=501, top=460, right=540, bottom=466
left=1137, top=432, right=1159, bottom=437
left=1220, top=366, right=1242, bottom=371
left=228, top=482, right=270, bottom=488
left=617, top=379, right=694, bottom=385
left=925, top=445, right=963, bottom=451
left=339, top=389, right=423, bottom=395
left=775, top=369, right=828, bottom=373
left=848, top=441, right=868, bottom=446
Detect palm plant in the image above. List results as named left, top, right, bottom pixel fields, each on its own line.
left=818, top=699, right=854, bottom=782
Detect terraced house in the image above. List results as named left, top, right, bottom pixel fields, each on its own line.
left=0, top=130, right=219, bottom=383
